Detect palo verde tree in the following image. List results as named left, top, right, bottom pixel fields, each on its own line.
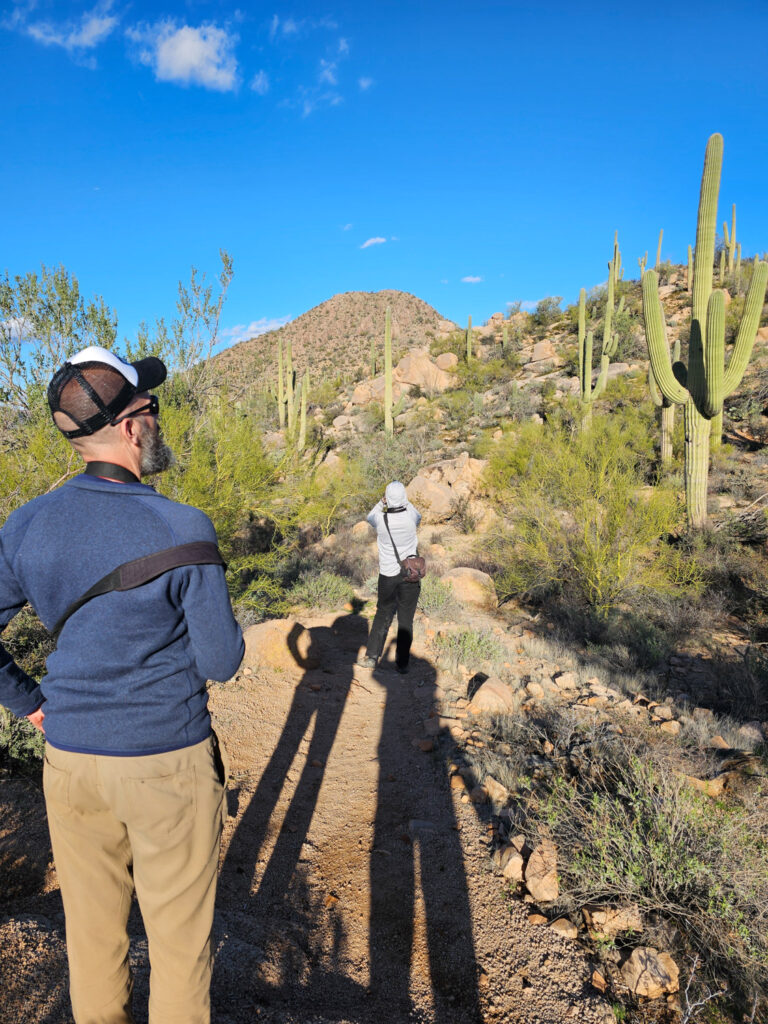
left=643, top=133, right=768, bottom=529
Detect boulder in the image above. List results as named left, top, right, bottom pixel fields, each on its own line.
left=757, top=326, right=768, bottom=344
left=484, top=775, right=510, bottom=805
left=407, top=475, right=454, bottom=522
left=619, top=947, right=679, bottom=999
left=435, top=352, right=459, bottom=370
left=243, top=619, right=320, bottom=676
left=468, top=679, right=519, bottom=714
left=442, top=567, right=498, bottom=610
left=394, top=349, right=453, bottom=393
left=524, top=840, right=559, bottom=902
left=350, top=520, right=373, bottom=539
left=550, top=918, right=578, bottom=939
left=584, top=905, right=644, bottom=939
left=531, top=340, right=557, bottom=362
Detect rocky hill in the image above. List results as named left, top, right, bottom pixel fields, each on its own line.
left=214, top=289, right=456, bottom=392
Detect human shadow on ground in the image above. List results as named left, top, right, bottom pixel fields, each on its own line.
left=215, top=613, right=482, bottom=1023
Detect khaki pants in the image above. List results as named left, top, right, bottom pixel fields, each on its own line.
left=43, top=736, right=228, bottom=1024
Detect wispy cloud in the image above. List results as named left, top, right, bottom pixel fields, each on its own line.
left=250, top=69, right=269, bottom=94
left=342, top=223, right=353, bottom=231
left=358, top=77, right=373, bottom=90
left=319, top=58, right=337, bottom=85
left=519, top=300, right=538, bottom=311
left=361, top=237, right=386, bottom=249
left=461, top=275, right=483, bottom=284
left=220, top=316, right=292, bottom=346
left=268, top=14, right=337, bottom=42
left=338, top=37, right=349, bottom=54
left=7, top=1, right=118, bottom=61
left=127, top=20, right=239, bottom=92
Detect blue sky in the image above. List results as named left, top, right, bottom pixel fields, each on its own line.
left=3, top=0, right=768, bottom=351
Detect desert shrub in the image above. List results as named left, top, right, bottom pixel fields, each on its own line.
left=0, top=607, right=51, bottom=773
left=288, top=570, right=354, bottom=611
left=418, top=576, right=458, bottom=618
left=436, top=390, right=474, bottom=432
left=453, top=357, right=520, bottom=391
left=530, top=296, right=563, bottom=334
left=485, top=413, right=695, bottom=618
left=0, top=709, right=45, bottom=774
left=450, top=493, right=477, bottom=533
left=433, top=628, right=504, bottom=670
left=533, top=748, right=768, bottom=1012
left=429, top=330, right=465, bottom=360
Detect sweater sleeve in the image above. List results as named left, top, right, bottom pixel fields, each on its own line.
left=0, top=534, right=44, bottom=717
left=177, top=563, right=245, bottom=682
left=366, top=500, right=384, bottom=527
left=407, top=502, right=422, bottom=527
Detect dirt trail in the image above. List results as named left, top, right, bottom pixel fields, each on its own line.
left=0, top=609, right=612, bottom=1024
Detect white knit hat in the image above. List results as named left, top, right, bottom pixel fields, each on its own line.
left=385, top=481, right=407, bottom=507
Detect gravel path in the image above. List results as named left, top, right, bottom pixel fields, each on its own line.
left=0, top=611, right=612, bottom=1023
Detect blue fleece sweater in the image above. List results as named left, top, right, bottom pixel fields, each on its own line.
left=0, top=474, right=244, bottom=756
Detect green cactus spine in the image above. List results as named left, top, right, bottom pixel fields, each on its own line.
left=656, top=228, right=664, bottom=269
left=643, top=133, right=768, bottom=528
left=687, top=245, right=693, bottom=294
left=577, top=287, right=606, bottom=430
left=277, top=338, right=286, bottom=430
left=384, top=307, right=393, bottom=436
left=297, top=369, right=308, bottom=452
left=466, top=315, right=473, bottom=360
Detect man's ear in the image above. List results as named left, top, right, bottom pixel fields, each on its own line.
left=120, top=415, right=143, bottom=448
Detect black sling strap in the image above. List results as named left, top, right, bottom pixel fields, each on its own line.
left=51, top=541, right=226, bottom=639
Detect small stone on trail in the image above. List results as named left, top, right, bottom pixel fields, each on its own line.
left=470, top=785, right=488, bottom=804
left=324, top=894, right=339, bottom=908
left=416, top=739, right=434, bottom=752
left=710, top=734, right=730, bottom=749
left=619, top=947, right=679, bottom=999
left=527, top=914, right=548, bottom=926
left=525, top=839, right=559, bottom=902
left=550, top=918, right=578, bottom=939
left=659, top=720, right=681, bottom=736
left=591, top=970, right=608, bottom=993
left=311, top=759, right=324, bottom=767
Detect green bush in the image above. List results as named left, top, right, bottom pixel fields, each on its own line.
left=418, top=576, right=458, bottom=618
left=485, top=413, right=698, bottom=618
left=288, top=570, right=354, bottom=611
left=535, top=749, right=768, bottom=1011
left=0, top=708, right=45, bottom=774
left=433, top=628, right=504, bottom=670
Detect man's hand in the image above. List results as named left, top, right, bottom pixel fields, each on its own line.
left=26, top=707, right=45, bottom=733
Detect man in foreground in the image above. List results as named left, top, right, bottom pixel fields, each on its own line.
left=0, top=345, right=244, bottom=1024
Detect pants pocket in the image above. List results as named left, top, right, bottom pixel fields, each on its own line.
left=124, top=766, right=197, bottom=846
left=43, top=749, right=71, bottom=811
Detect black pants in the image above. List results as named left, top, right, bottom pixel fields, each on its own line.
left=366, top=573, right=421, bottom=668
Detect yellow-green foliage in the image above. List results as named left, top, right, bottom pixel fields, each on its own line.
left=486, top=413, right=698, bottom=617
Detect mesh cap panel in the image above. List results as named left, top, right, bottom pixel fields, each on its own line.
left=48, top=362, right=137, bottom=438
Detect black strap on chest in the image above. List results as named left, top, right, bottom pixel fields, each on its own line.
left=51, top=541, right=226, bottom=639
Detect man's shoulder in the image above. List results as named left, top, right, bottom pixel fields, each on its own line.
left=147, top=495, right=217, bottom=543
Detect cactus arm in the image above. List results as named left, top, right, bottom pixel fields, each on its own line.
left=692, top=133, right=722, bottom=330
left=642, top=270, right=689, bottom=405
left=582, top=330, right=594, bottom=398
left=656, top=229, right=663, bottom=268
left=723, top=221, right=730, bottom=248
left=702, top=290, right=725, bottom=418
left=723, top=260, right=768, bottom=395
left=648, top=364, right=663, bottom=407
left=602, top=258, right=616, bottom=358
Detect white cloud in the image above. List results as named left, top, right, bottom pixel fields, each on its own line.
left=220, top=316, right=292, bottom=346
left=461, top=275, right=483, bottom=284
left=390, top=236, right=399, bottom=242
left=250, top=69, right=269, bottom=94
left=319, top=58, right=336, bottom=84
left=440, top=279, right=449, bottom=284
left=338, top=37, right=349, bottom=54
left=520, top=300, right=538, bottom=311
left=282, top=16, right=300, bottom=35
left=268, top=15, right=337, bottom=42
left=360, top=237, right=386, bottom=249
left=342, top=223, right=353, bottom=231
left=12, top=2, right=118, bottom=55
left=358, top=77, right=373, bottom=90
left=127, top=20, right=239, bottom=92
left=268, top=13, right=279, bottom=41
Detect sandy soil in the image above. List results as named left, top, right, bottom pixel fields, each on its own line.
left=0, top=611, right=612, bottom=1023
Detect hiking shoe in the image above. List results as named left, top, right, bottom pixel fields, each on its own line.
left=395, top=664, right=409, bottom=676
left=356, top=656, right=377, bottom=669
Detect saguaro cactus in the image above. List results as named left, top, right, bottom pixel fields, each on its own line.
left=285, top=341, right=296, bottom=434
left=643, top=133, right=768, bottom=528
left=466, top=315, right=473, bottom=361
left=638, top=252, right=648, bottom=276
left=277, top=338, right=286, bottom=430
left=723, top=203, right=736, bottom=274
left=656, top=229, right=664, bottom=269
left=687, top=245, right=693, bottom=294
left=297, top=369, right=308, bottom=452
left=577, top=287, right=606, bottom=429
left=384, top=307, right=393, bottom=436
left=649, top=335, right=680, bottom=464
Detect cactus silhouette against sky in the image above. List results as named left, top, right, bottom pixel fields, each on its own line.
left=643, top=133, right=768, bottom=528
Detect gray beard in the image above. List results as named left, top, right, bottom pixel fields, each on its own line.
left=139, top=423, right=176, bottom=476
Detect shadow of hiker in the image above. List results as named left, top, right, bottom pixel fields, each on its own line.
left=216, top=613, right=370, bottom=1019
left=368, top=645, right=482, bottom=1023
left=215, top=614, right=482, bottom=1022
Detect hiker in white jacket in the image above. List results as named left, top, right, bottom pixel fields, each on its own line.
left=357, top=481, right=422, bottom=674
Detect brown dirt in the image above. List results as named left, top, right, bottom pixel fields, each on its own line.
left=0, top=610, right=613, bottom=1024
